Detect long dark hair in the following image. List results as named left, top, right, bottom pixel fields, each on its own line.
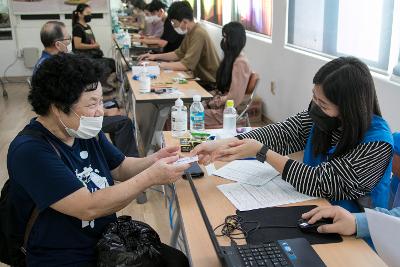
left=216, top=22, right=246, bottom=94
left=311, top=56, right=381, bottom=158
left=72, top=4, right=90, bottom=27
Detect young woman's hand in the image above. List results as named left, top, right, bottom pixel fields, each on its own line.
left=212, top=139, right=263, bottom=162
left=302, top=206, right=357, bottom=236
left=190, top=138, right=236, bottom=165
left=144, top=156, right=189, bottom=185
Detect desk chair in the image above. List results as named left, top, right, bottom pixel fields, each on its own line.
left=236, top=72, right=260, bottom=127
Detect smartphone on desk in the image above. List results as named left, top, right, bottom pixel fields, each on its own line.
left=183, top=162, right=204, bottom=179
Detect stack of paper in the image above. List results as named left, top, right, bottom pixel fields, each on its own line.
left=213, top=160, right=279, bottom=186
left=217, top=177, right=318, bottom=211
left=131, top=65, right=160, bottom=76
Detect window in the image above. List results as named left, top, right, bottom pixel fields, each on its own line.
left=186, top=0, right=198, bottom=17
left=0, top=0, right=10, bottom=28
left=201, top=0, right=222, bottom=25
left=287, top=0, right=394, bottom=71
left=0, top=0, right=11, bottom=40
left=231, top=0, right=272, bottom=37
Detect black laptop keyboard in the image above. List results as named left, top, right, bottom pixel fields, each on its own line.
left=237, top=242, right=291, bottom=267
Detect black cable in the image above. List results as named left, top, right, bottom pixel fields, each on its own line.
left=213, top=215, right=260, bottom=240
left=3, top=58, right=18, bottom=83
left=214, top=215, right=299, bottom=241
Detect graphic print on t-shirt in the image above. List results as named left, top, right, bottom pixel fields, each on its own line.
left=84, top=29, right=95, bottom=44
left=75, top=150, right=110, bottom=228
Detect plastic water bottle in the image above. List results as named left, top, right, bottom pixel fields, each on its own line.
left=139, top=62, right=151, bottom=93
left=125, top=30, right=131, bottom=48
left=190, top=95, right=205, bottom=133
left=116, top=29, right=125, bottom=47
left=223, top=100, right=237, bottom=134
left=122, top=44, right=130, bottom=60
left=122, top=31, right=131, bottom=59
left=171, top=98, right=188, bottom=137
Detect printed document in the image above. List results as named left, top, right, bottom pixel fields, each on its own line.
left=217, top=177, right=317, bottom=211
left=213, top=160, right=279, bottom=186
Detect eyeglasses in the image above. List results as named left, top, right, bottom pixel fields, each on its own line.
left=55, top=36, right=72, bottom=42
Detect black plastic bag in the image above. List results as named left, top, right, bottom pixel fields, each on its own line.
left=97, top=215, right=163, bottom=267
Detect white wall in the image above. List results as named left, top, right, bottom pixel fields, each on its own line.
left=0, top=4, right=112, bottom=78
left=201, top=0, right=400, bottom=132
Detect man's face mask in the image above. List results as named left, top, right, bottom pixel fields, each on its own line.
left=308, top=101, right=340, bottom=133
left=173, top=21, right=187, bottom=35
left=56, top=41, right=72, bottom=53
left=145, top=15, right=161, bottom=23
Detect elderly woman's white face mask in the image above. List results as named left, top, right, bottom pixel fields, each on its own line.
left=59, top=110, right=103, bottom=139
left=57, top=82, right=104, bottom=139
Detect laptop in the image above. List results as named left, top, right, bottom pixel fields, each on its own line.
left=113, top=39, right=138, bottom=68
left=185, top=172, right=326, bottom=267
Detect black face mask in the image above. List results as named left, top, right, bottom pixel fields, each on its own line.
left=84, top=15, right=92, bottom=23
left=308, top=101, right=340, bottom=133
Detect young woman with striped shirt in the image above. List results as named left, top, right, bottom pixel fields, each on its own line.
left=192, top=57, right=394, bottom=212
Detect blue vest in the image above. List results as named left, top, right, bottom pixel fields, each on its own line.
left=303, top=115, right=393, bottom=212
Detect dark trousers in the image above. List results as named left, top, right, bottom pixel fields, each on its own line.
left=102, top=115, right=139, bottom=157
left=96, top=57, right=116, bottom=87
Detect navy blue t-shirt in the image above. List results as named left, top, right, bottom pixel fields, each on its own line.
left=7, top=119, right=125, bottom=266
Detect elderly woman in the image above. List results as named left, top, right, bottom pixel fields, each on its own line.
left=6, top=54, right=189, bottom=266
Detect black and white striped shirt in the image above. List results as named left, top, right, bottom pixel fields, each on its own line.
left=238, top=110, right=393, bottom=201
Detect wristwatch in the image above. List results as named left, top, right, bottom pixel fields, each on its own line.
left=256, top=145, right=269, bottom=163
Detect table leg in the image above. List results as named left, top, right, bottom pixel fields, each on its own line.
left=147, top=104, right=171, bottom=155
left=170, top=216, right=181, bottom=248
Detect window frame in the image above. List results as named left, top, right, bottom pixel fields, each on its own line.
left=287, top=0, right=394, bottom=72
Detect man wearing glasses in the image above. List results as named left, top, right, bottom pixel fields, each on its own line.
left=33, top=21, right=72, bottom=74
left=32, top=21, right=140, bottom=158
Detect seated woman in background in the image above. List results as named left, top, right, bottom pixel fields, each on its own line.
left=204, top=22, right=251, bottom=128
left=142, top=0, right=166, bottom=38
left=127, top=0, right=146, bottom=30
left=6, top=54, right=189, bottom=266
left=139, top=0, right=185, bottom=53
left=193, top=56, right=394, bottom=212
left=72, top=4, right=116, bottom=93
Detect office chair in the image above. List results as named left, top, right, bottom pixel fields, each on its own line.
left=236, top=72, right=260, bottom=127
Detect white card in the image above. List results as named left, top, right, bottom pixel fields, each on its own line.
left=173, top=156, right=199, bottom=165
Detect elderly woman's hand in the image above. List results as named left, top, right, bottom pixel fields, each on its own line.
left=149, top=146, right=180, bottom=163
left=144, top=156, right=190, bottom=185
